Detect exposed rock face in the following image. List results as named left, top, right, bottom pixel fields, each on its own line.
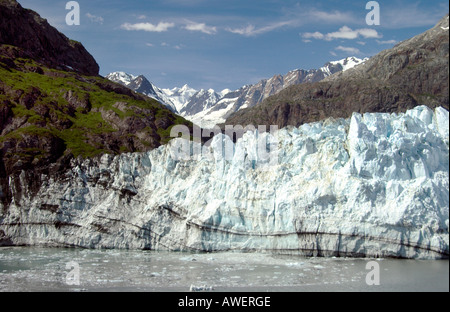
left=0, top=0, right=99, bottom=76
left=1, top=106, right=448, bottom=259
left=219, top=57, right=365, bottom=114
left=174, top=58, right=363, bottom=128
left=105, top=72, right=179, bottom=112
left=180, top=89, right=222, bottom=116
left=181, top=57, right=367, bottom=128
left=226, top=15, right=449, bottom=128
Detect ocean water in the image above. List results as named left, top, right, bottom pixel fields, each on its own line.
left=0, top=247, right=448, bottom=292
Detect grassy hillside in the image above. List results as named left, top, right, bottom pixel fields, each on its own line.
left=0, top=45, right=191, bottom=173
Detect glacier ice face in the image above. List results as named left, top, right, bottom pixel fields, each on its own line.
left=0, top=106, right=448, bottom=259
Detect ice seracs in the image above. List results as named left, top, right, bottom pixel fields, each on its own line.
left=0, top=106, right=448, bottom=259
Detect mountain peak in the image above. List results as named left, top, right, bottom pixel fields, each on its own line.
left=106, top=71, right=178, bottom=112
left=0, top=0, right=18, bottom=7
left=220, top=89, right=232, bottom=97
left=327, top=56, right=368, bottom=72
left=106, top=72, right=137, bottom=85
left=180, top=84, right=194, bottom=92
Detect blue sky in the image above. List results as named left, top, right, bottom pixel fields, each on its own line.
left=18, top=0, right=449, bottom=91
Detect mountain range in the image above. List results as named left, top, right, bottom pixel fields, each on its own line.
left=107, top=57, right=367, bottom=128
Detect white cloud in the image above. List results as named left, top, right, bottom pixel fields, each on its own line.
left=226, top=24, right=256, bottom=36
left=335, top=45, right=361, bottom=55
left=86, top=13, right=104, bottom=24
left=357, top=41, right=367, bottom=46
left=308, top=9, right=357, bottom=24
left=356, top=28, right=381, bottom=39
left=184, top=21, right=217, bottom=35
left=159, top=42, right=184, bottom=50
left=121, top=22, right=175, bottom=32
left=282, top=5, right=358, bottom=25
left=302, top=26, right=381, bottom=41
left=226, top=21, right=296, bottom=37
left=137, top=15, right=147, bottom=20
left=325, top=26, right=359, bottom=40
left=145, top=43, right=154, bottom=47
left=376, top=39, right=398, bottom=45
left=326, top=26, right=381, bottom=40
left=302, top=31, right=325, bottom=40
left=309, top=10, right=354, bottom=23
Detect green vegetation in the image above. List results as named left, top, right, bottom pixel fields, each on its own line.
left=1, top=124, right=53, bottom=141
left=69, top=39, right=81, bottom=47
left=0, top=55, right=192, bottom=161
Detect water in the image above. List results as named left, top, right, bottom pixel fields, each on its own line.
left=0, top=247, right=448, bottom=292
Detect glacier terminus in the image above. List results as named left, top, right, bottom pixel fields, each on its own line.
left=0, top=106, right=448, bottom=259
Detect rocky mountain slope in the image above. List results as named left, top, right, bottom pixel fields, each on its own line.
left=0, top=0, right=99, bottom=76
left=191, top=57, right=367, bottom=127
left=105, top=72, right=178, bottom=113
left=108, top=57, right=367, bottom=128
left=1, top=106, right=448, bottom=259
left=160, top=84, right=200, bottom=113
left=0, top=0, right=191, bottom=208
left=226, top=15, right=449, bottom=128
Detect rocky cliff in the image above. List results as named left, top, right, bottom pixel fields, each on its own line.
left=226, top=15, right=449, bottom=128
left=0, top=0, right=99, bottom=76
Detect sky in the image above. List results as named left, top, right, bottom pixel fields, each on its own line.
left=18, top=0, right=449, bottom=91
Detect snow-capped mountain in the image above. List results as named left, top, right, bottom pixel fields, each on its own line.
left=322, top=56, right=368, bottom=75
left=107, top=57, right=368, bottom=128
left=161, top=84, right=200, bottom=113
left=106, top=71, right=136, bottom=85
left=179, top=89, right=222, bottom=116
left=189, top=57, right=368, bottom=127
left=106, top=72, right=178, bottom=112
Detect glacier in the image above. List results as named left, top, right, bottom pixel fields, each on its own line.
left=0, top=106, right=448, bottom=259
